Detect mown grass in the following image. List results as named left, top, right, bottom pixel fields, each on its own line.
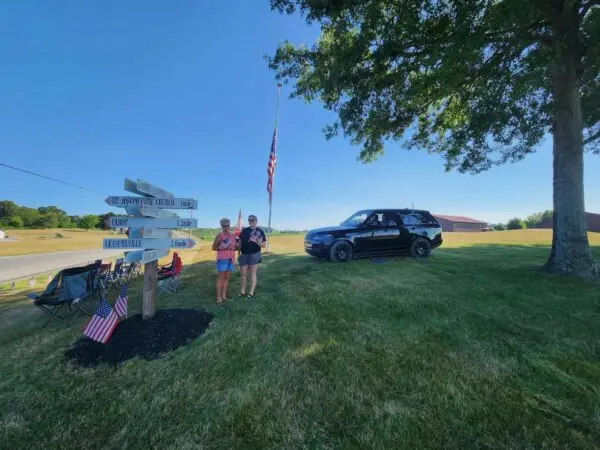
left=1, top=232, right=600, bottom=448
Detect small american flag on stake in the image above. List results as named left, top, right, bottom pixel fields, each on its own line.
left=266, top=126, right=277, bottom=204
left=83, top=297, right=118, bottom=344
left=114, top=284, right=128, bottom=319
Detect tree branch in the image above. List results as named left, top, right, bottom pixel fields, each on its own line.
left=483, top=21, right=552, bottom=47
left=581, top=1, right=600, bottom=19
left=584, top=128, right=600, bottom=145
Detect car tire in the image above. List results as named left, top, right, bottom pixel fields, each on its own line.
left=410, top=237, right=431, bottom=258
left=329, top=240, right=353, bottom=263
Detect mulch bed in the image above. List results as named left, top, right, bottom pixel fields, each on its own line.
left=65, top=308, right=213, bottom=367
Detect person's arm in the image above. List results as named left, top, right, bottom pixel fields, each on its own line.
left=258, top=230, right=267, bottom=248
left=212, top=234, right=221, bottom=251
left=237, top=232, right=243, bottom=254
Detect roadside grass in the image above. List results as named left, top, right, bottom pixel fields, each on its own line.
left=0, top=228, right=302, bottom=259
left=1, top=232, right=600, bottom=448
left=0, top=229, right=115, bottom=257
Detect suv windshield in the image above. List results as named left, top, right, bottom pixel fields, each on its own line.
left=340, top=210, right=373, bottom=227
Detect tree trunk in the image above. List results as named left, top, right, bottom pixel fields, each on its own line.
left=543, top=12, right=594, bottom=277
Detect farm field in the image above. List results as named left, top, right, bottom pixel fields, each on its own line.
left=1, top=230, right=600, bottom=448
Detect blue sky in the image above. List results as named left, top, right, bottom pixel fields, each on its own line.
left=1, top=1, right=599, bottom=230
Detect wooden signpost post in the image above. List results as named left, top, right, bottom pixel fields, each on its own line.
left=105, top=179, right=197, bottom=320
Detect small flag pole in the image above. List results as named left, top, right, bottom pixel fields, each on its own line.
left=267, top=83, right=282, bottom=252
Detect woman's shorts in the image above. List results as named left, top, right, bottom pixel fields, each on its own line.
left=216, top=259, right=235, bottom=272
left=238, top=252, right=261, bottom=266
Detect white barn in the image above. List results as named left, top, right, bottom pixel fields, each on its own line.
left=0, top=230, right=5, bottom=239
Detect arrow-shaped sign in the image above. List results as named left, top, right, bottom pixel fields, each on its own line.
left=125, top=249, right=170, bottom=264
left=124, top=178, right=174, bottom=199
left=105, top=196, right=197, bottom=210
left=140, top=228, right=173, bottom=239
left=125, top=206, right=180, bottom=218
left=103, top=238, right=196, bottom=250
left=107, top=217, right=196, bottom=229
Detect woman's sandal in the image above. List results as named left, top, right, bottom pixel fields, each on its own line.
left=238, top=292, right=246, bottom=298
left=246, top=294, right=254, bottom=299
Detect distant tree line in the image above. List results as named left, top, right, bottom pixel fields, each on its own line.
left=0, top=200, right=115, bottom=230
left=491, top=210, right=553, bottom=231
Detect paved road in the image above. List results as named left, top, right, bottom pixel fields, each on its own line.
left=0, top=249, right=124, bottom=283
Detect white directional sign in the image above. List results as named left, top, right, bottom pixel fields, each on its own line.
left=107, top=217, right=196, bottom=229
left=124, top=178, right=174, bottom=199
left=103, top=238, right=196, bottom=250
left=137, top=206, right=180, bottom=219
left=140, top=228, right=173, bottom=239
left=105, top=196, right=198, bottom=209
left=127, top=228, right=172, bottom=239
left=125, top=249, right=169, bottom=264
left=124, top=206, right=179, bottom=218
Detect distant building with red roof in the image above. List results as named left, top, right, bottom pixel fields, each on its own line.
left=434, top=214, right=490, bottom=232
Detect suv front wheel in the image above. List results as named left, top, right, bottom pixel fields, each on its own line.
left=410, top=237, right=431, bottom=258
left=329, top=240, right=353, bottom=262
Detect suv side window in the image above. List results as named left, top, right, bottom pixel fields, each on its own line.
left=400, top=211, right=436, bottom=226
left=366, top=212, right=401, bottom=227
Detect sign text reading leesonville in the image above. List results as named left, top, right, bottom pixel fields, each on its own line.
left=105, top=196, right=198, bottom=209
left=108, top=217, right=196, bottom=229
left=103, top=238, right=196, bottom=250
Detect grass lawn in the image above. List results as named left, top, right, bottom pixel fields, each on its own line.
left=1, top=231, right=600, bottom=448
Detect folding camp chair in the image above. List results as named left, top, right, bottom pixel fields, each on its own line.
left=105, top=258, right=126, bottom=292
left=124, top=261, right=142, bottom=281
left=29, top=262, right=102, bottom=328
left=158, top=253, right=182, bottom=295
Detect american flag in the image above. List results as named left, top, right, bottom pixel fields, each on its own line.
left=266, top=126, right=277, bottom=203
left=114, top=284, right=128, bottom=318
left=234, top=209, right=243, bottom=237
left=83, top=297, right=118, bottom=344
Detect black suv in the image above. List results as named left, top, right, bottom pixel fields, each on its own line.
left=304, top=209, right=443, bottom=262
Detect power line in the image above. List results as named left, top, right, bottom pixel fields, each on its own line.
left=0, top=162, right=108, bottom=196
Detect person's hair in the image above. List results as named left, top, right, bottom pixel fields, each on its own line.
left=220, top=218, right=230, bottom=226
left=248, top=215, right=257, bottom=221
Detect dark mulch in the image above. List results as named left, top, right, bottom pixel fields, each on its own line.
left=65, top=308, right=213, bottom=367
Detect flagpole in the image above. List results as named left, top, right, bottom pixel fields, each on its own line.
left=267, top=83, right=282, bottom=252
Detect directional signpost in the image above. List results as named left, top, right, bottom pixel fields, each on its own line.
left=133, top=206, right=180, bottom=219
left=107, top=216, right=197, bottom=229
left=125, top=249, right=170, bottom=264
left=103, top=238, right=196, bottom=250
left=124, top=178, right=175, bottom=199
left=104, top=178, right=198, bottom=320
left=105, top=196, right=198, bottom=209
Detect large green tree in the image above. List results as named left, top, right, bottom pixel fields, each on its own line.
left=0, top=201, right=19, bottom=219
left=267, top=0, right=599, bottom=276
left=78, top=215, right=100, bottom=230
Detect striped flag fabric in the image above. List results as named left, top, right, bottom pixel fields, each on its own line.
left=266, top=126, right=277, bottom=203
left=234, top=209, right=243, bottom=237
left=114, top=284, right=128, bottom=318
left=83, top=297, right=118, bottom=344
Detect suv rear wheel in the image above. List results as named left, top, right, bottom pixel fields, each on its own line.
left=329, top=240, right=353, bottom=262
left=410, top=237, right=431, bottom=258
